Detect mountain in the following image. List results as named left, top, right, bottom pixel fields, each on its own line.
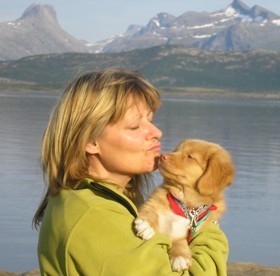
left=0, top=4, right=90, bottom=60
left=1, top=0, right=280, bottom=61
left=92, top=0, right=280, bottom=53
left=1, top=45, right=279, bottom=93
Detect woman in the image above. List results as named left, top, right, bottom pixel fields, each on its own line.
left=33, top=68, right=228, bottom=275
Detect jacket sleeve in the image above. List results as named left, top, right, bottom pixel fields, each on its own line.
left=66, top=202, right=228, bottom=276
left=188, top=223, right=229, bottom=276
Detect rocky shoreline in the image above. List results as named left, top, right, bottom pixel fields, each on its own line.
left=1, top=262, right=279, bottom=276
left=227, top=262, right=280, bottom=276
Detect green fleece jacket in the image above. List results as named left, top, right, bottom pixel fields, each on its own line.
left=38, top=179, right=228, bottom=275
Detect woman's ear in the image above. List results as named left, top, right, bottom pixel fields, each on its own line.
left=85, top=141, right=100, bottom=155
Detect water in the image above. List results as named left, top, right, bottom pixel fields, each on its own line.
left=0, top=91, right=279, bottom=272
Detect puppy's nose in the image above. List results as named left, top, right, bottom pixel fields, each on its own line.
left=161, top=154, right=168, bottom=161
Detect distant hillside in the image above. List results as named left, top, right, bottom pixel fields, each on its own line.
left=0, top=45, right=279, bottom=93
left=0, top=4, right=90, bottom=61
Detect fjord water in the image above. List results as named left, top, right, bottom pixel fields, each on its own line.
left=0, top=91, right=279, bottom=272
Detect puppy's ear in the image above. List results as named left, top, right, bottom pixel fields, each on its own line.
left=197, top=149, right=235, bottom=196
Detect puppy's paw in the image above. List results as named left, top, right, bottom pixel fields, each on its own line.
left=134, top=218, right=155, bottom=240
left=170, top=256, right=192, bottom=272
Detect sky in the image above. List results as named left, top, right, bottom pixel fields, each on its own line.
left=1, top=0, right=280, bottom=43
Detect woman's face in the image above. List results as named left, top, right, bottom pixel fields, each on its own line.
left=86, top=99, right=162, bottom=187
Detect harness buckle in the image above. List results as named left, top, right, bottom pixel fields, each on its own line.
left=188, top=209, right=197, bottom=230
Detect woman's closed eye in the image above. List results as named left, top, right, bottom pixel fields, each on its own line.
left=130, top=125, right=140, bottom=130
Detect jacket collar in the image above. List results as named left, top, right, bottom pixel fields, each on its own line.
left=76, top=179, right=138, bottom=218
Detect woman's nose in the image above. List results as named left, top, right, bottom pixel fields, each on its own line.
left=151, top=123, right=162, bottom=139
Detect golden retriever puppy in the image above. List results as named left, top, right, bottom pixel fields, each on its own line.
left=134, top=139, right=235, bottom=272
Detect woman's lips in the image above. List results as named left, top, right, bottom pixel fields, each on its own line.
left=148, top=143, right=161, bottom=152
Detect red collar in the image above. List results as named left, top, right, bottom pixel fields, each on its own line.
left=167, top=192, right=186, bottom=217
left=167, top=192, right=217, bottom=241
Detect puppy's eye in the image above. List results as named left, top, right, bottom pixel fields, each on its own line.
left=187, top=154, right=193, bottom=159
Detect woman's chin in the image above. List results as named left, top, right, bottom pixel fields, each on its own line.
left=151, top=156, right=161, bottom=171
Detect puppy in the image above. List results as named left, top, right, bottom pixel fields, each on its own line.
left=134, top=139, right=235, bottom=272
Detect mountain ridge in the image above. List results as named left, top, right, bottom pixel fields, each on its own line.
left=93, top=0, right=280, bottom=53
left=20, top=3, right=57, bottom=21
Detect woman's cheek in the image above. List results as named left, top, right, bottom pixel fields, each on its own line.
left=124, top=135, right=144, bottom=151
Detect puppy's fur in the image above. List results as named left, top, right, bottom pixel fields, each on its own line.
left=134, top=139, right=235, bottom=272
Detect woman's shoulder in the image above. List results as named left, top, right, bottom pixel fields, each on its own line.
left=48, top=180, right=138, bottom=219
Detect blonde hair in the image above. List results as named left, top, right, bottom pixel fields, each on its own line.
left=33, top=68, right=161, bottom=227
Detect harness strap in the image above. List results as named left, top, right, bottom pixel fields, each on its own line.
left=90, top=181, right=137, bottom=217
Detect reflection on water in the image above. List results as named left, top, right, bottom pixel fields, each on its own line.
left=0, top=91, right=279, bottom=272
left=0, top=91, right=58, bottom=272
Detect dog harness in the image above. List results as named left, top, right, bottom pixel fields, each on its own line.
left=167, top=192, right=217, bottom=242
